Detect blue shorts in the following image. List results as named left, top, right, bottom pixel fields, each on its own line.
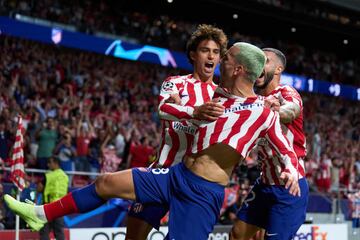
left=128, top=201, right=168, bottom=230
left=237, top=178, right=309, bottom=240
left=132, top=162, right=225, bottom=240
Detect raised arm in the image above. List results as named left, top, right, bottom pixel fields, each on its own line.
left=76, top=114, right=83, bottom=137
left=84, top=112, right=95, bottom=138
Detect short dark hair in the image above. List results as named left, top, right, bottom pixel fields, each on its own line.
left=186, top=24, right=228, bottom=65
left=262, top=48, right=287, bottom=70
left=49, top=156, right=60, bottom=165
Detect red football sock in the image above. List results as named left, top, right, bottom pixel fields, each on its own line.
left=43, top=192, right=79, bottom=222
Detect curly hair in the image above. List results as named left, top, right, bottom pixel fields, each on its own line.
left=186, top=24, right=228, bottom=65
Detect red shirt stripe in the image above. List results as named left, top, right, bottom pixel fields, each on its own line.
left=157, top=75, right=216, bottom=167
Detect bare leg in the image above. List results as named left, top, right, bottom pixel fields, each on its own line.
left=125, top=216, right=153, bottom=240
left=230, top=219, right=262, bottom=240
left=95, top=169, right=136, bottom=200
left=4, top=169, right=138, bottom=232
left=99, top=169, right=153, bottom=239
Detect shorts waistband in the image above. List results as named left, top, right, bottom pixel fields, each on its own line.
left=178, top=162, right=225, bottom=192
left=260, top=175, right=307, bottom=186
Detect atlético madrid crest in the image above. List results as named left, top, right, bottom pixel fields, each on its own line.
left=51, top=28, right=62, bottom=44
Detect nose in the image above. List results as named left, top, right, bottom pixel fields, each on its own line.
left=208, top=51, right=214, bottom=59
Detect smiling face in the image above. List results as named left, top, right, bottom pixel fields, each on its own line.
left=191, top=39, right=221, bottom=82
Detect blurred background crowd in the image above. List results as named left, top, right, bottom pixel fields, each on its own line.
left=1, top=0, right=360, bottom=86
left=0, top=0, right=359, bottom=229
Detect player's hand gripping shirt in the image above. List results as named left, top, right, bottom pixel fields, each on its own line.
left=192, top=87, right=300, bottom=178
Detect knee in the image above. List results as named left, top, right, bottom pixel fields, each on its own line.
left=95, top=173, right=114, bottom=196
left=230, top=224, right=245, bottom=240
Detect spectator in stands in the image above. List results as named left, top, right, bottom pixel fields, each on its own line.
left=0, top=118, right=12, bottom=162
left=100, top=125, right=122, bottom=173
left=36, top=118, right=58, bottom=169
left=87, top=128, right=108, bottom=178
left=54, top=132, right=76, bottom=186
left=312, top=131, right=322, bottom=162
left=0, top=183, right=5, bottom=230
left=38, top=157, right=68, bottom=240
left=315, top=154, right=332, bottom=193
left=0, top=34, right=359, bottom=199
left=127, top=136, right=155, bottom=168
left=114, top=126, right=126, bottom=158
left=26, top=111, right=41, bottom=163
left=304, top=156, right=319, bottom=186
left=4, top=1, right=360, bottom=86
left=75, top=113, right=94, bottom=172
left=330, top=157, right=341, bottom=192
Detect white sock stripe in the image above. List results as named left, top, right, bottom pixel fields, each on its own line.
left=34, top=205, right=48, bottom=222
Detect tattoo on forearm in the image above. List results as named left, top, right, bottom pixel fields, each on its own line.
left=279, top=102, right=300, bottom=123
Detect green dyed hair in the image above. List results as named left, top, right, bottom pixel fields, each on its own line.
left=233, top=42, right=266, bottom=83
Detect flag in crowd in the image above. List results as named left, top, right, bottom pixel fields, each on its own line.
left=10, top=115, right=26, bottom=191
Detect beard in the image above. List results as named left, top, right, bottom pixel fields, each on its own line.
left=255, top=70, right=275, bottom=90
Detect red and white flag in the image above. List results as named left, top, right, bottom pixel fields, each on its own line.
left=10, top=115, right=26, bottom=191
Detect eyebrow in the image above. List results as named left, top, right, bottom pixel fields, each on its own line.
left=199, top=46, right=220, bottom=51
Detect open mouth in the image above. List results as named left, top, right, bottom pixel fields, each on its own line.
left=205, top=62, right=214, bottom=69
left=258, top=70, right=265, bottom=78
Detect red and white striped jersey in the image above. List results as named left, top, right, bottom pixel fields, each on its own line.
left=257, top=85, right=306, bottom=185
left=157, top=74, right=217, bottom=167
left=191, top=88, right=300, bottom=178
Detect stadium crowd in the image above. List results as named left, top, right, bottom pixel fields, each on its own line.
left=0, top=0, right=359, bottom=230
left=1, top=0, right=360, bottom=86
left=0, top=35, right=359, bottom=191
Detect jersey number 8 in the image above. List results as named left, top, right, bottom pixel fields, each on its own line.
left=152, top=168, right=170, bottom=175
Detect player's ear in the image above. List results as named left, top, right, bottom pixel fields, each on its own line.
left=275, top=65, right=283, bottom=75
left=190, top=51, right=196, bottom=62
left=234, top=65, right=244, bottom=76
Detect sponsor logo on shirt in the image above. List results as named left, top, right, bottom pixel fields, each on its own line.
left=224, top=103, right=264, bottom=114
left=172, top=122, right=196, bottom=135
